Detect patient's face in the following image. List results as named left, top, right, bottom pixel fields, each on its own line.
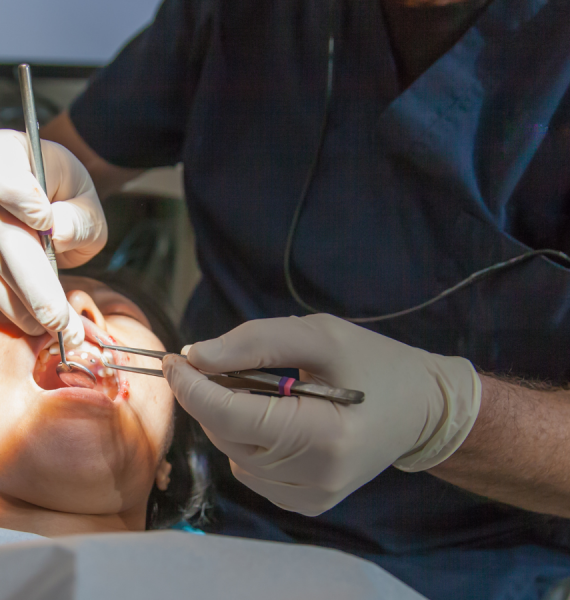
left=0, top=276, right=175, bottom=516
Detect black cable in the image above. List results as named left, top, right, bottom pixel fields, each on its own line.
left=346, top=249, right=570, bottom=323
left=282, top=22, right=570, bottom=324
left=282, top=33, right=335, bottom=314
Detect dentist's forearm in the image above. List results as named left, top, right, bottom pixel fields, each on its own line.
left=40, top=111, right=143, bottom=200
left=429, top=374, right=570, bottom=518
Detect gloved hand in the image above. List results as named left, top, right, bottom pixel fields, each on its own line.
left=163, top=314, right=481, bottom=516
left=0, top=130, right=107, bottom=346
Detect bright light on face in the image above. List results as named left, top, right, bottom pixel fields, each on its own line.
left=0, top=276, right=175, bottom=517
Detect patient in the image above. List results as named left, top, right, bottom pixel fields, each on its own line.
left=0, top=274, right=210, bottom=540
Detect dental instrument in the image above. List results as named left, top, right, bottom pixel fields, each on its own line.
left=96, top=338, right=365, bottom=405
left=18, top=64, right=97, bottom=389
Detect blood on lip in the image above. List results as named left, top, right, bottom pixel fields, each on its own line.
left=34, top=340, right=119, bottom=400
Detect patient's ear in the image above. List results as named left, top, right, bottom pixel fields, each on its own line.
left=155, top=459, right=172, bottom=491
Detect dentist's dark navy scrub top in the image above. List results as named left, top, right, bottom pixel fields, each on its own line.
left=70, top=1, right=570, bottom=598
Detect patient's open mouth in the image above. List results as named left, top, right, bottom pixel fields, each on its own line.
left=34, top=339, right=119, bottom=400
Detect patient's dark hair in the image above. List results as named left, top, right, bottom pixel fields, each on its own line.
left=68, top=268, right=214, bottom=530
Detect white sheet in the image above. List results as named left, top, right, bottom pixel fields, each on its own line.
left=0, top=530, right=427, bottom=600
left=0, top=527, right=44, bottom=545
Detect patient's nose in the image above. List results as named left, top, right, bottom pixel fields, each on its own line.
left=66, top=290, right=107, bottom=330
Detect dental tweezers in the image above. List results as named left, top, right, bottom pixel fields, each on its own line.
left=96, top=339, right=365, bottom=405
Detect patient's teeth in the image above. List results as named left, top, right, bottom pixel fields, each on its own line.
left=34, top=336, right=120, bottom=399
left=47, top=339, right=105, bottom=358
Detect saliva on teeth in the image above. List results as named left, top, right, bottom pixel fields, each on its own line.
left=34, top=340, right=119, bottom=399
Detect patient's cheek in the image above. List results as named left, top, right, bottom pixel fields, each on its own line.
left=34, top=345, right=119, bottom=400
left=119, top=380, right=130, bottom=400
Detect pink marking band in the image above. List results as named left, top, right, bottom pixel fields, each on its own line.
left=39, top=229, right=53, bottom=235
left=278, top=376, right=296, bottom=396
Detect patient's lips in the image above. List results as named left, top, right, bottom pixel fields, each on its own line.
left=34, top=340, right=119, bottom=400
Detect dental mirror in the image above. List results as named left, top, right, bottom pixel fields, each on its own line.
left=55, top=334, right=97, bottom=389
left=19, top=63, right=97, bottom=390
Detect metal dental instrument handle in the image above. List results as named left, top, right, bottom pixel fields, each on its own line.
left=96, top=338, right=365, bottom=405
left=18, top=64, right=96, bottom=389
left=18, top=65, right=57, bottom=272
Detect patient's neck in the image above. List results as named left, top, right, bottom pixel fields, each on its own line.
left=0, top=493, right=147, bottom=538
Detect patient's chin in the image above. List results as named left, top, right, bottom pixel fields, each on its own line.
left=0, top=460, right=124, bottom=516
left=0, top=412, right=148, bottom=515
left=1, top=442, right=152, bottom=516
left=23, top=482, right=126, bottom=515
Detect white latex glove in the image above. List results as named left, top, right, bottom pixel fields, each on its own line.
left=0, top=130, right=107, bottom=346
left=163, top=314, right=482, bottom=516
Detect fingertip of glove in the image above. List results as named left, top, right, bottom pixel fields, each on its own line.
left=6, top=176, right=53, bottom=231
left=32, top=209, right=54, bottom=233
left=187, top=338, right=223, bottom=369
left=60, top=309, right=85, bottom=348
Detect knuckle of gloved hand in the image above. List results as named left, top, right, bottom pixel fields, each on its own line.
left=171, top=369, right=207, bottom=403
left=32, top=301, right=68, bottom=332
left=0, top=177, right=51, bottom=227
left=16, top=312, right=46, bottom=336
left=300, top=313, right=345, bottom=352
left=222, top=319, right=273, bottom=369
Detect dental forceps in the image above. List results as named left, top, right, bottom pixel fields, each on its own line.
left=96, top=339, right=365, bottom=405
